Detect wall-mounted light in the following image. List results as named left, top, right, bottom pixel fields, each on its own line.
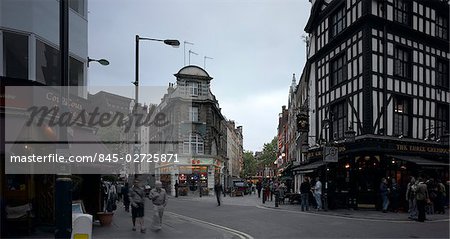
left=345, top=163, right=350, bottom=169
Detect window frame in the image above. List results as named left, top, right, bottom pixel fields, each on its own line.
left=436, top=14, right=448, bottom=40
left=394, top=46, right=411, bottom=79
left=393, top=0, right=410, bottom=25
left=189, top=106, right=199, bottom=122
left=182, top=133, right=204, bottom=155
left=331, top=101, right=347, bottom=140
left=436, top=59, right=449, bottom=89
left=188, top=81, right=199, bottom=96
left=330, top=6, right=346, bottom=38
left=393, top=96, right=411, bottom=137
left=330, top=53, right=347, bottom=87
left=436, top=104, right=449, bottom=139
left=3, top=31, right=29, bottom=80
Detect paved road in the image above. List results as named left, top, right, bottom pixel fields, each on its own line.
left=166, top=194, right=449, bottom=238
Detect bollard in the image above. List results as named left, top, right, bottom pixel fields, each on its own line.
left=275, top=192, right=279, bottom=207
left=55, top=177, right=72, bottom=239
left=262, top=189, right=265, bottom=204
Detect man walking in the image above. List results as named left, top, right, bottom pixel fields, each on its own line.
left=405, top=176, right=417, bottom=220
left=416, top=177, right=429, bottom=222
left=313, top=177, right=322, bottom=211
left=380, top=178, right=389, bottom=213
left=174, top=180, right=179, bottom=198
left=129, top=179, right=146, bottom=233
left=300, top=177, right=310, bottom=211
left=149, top=181, right=168, bottom=231
left=214, top=182, right=223, bottom=206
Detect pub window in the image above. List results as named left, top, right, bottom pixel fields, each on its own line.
left=394, top=0, right=409, bottom=25
left=393, top=96, right=410, bottom=137
left=436, top=104, right=449, bottom=139
left=3, top=31, right=29, bottom=79
left=436, top=15, right=448, bottom=40
left=436, top=59, right=449, bottom=89
left=331, top=54, right=347, bottom=86
left=331, top=101, right=347, bottom=140
left=394, top=47, right=410, bottom=79
left=330, top=6, right=346, bottom=37
left=36, top=40, right=60, bottom=86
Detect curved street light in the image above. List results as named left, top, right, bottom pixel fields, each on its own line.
left=87, top=57, right=110, bottom=67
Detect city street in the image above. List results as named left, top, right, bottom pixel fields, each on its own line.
left=93, top=194, right=449, bottom=239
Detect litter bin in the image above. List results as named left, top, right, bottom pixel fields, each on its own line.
left=71, top=213, right=93, bottom=239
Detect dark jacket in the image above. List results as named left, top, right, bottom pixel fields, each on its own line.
left=300, top=181, right=310, bottom=194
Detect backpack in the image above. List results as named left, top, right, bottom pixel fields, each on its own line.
left=415, top=183, right=426, bottom=201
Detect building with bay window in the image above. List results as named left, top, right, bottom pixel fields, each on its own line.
left=293, top=0, right=449, bottom=209
left=150, top=65, right=229, bottom=196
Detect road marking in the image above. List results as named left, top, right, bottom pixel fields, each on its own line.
left=166, top=211, right=254, bottom=239
left=256, top=205, right=450, bottom=224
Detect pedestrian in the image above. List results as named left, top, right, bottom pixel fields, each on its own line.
left=435, top=179, right=446, bottom=214
left=416, top=177, right=430, bottom=222
left=149, top=181, right=167, bottom=231
left=405, top=176, right=417, bottom=220
left=313, top=177, right=322, bottom=211
left=214, top=182, right=223, bottom=206
left=380, top=178, right=389, bottom=213
left=116, top=183, right=123, bottom=202
left=390, top=178, right=400, bottom=212
left=174, top=180, right=179, bottom=198
left=426, top=178, right=437, bottom=214
left=256, top=181, right=262, bottom=198
left=300, top=177, right=310, bottom=211
left=269, top=180, right=274, bottom=201
left=129, top=179, right=146, bottom=233
left=122, top=182, right=130, bottom=212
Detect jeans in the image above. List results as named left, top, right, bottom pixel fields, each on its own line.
left=408, top=199, right=417, bottom=219
left=151, top=204, right=165, bottom=230
left=417, top=200, right=426, bottom=222
left=314, top=193, right=322, bottom=210
left=381, top=194, right=389, bottom=211
left=301, top=193, right=309, bottom=211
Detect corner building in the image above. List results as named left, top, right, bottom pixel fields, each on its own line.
left=297, top=0, right=449, bottom=209
left=151, top=65, right=228, bottom=196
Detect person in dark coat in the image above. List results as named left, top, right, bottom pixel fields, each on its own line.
left=122, top=182, right=130, bottom=212
left=174, top=180, right=179, bottom=198
left=214, top=182, right=223, bottom=206
left=256, top=181, right=262, bottom=198
left=300, top=177, right=311, bottom=211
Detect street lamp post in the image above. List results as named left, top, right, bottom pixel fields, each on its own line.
left=87, top=57, right=110, bottom=67
left=133, top=35, right=179, bottom=180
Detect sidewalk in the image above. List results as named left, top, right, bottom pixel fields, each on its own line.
left=175, top=193, right=450, bottom=222
left=92, top=201, right=234, bottom=238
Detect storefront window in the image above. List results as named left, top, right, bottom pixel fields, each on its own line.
left=3, top=31, right=29, bottom=79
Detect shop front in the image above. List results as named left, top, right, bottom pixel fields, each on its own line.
left=299, top=136, right=449, bottom=210
left=156, top=156, right=224, bottom=196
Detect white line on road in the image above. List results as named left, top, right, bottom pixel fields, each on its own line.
left=166, top=211, right=254, bottom=239
left=256, top=205, right=450, bottom=224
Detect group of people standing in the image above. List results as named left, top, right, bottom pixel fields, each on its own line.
left=381, top=176, right=447, bottom=222
left=299, top=177, right=322, bottom=211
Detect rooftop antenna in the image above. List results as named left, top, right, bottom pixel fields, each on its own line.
left=188, top=50, right=198, bottom=65
left=204, top=56, right=213, bottom=69
left=184, top=41, right=194, bottom=66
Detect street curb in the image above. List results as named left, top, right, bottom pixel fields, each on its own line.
left=257, top=204, right=450, bottom=223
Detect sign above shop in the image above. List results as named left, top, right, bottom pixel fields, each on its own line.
left=323, top=146, right=338, bottom=162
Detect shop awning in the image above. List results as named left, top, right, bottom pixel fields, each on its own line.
left=293, top=160, right=326, bottom=174
left=387, top=155, right=449, bottom=167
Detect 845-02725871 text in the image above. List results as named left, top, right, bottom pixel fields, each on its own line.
left=97, top=153, right=179, bottom=163
left=9, top=153, right=179, bottom=164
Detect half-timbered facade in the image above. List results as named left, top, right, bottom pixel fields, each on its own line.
left=296, top=0, right=449, bottom=209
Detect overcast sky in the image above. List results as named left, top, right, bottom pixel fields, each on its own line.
left=87, top=0, right=311, bottom=152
